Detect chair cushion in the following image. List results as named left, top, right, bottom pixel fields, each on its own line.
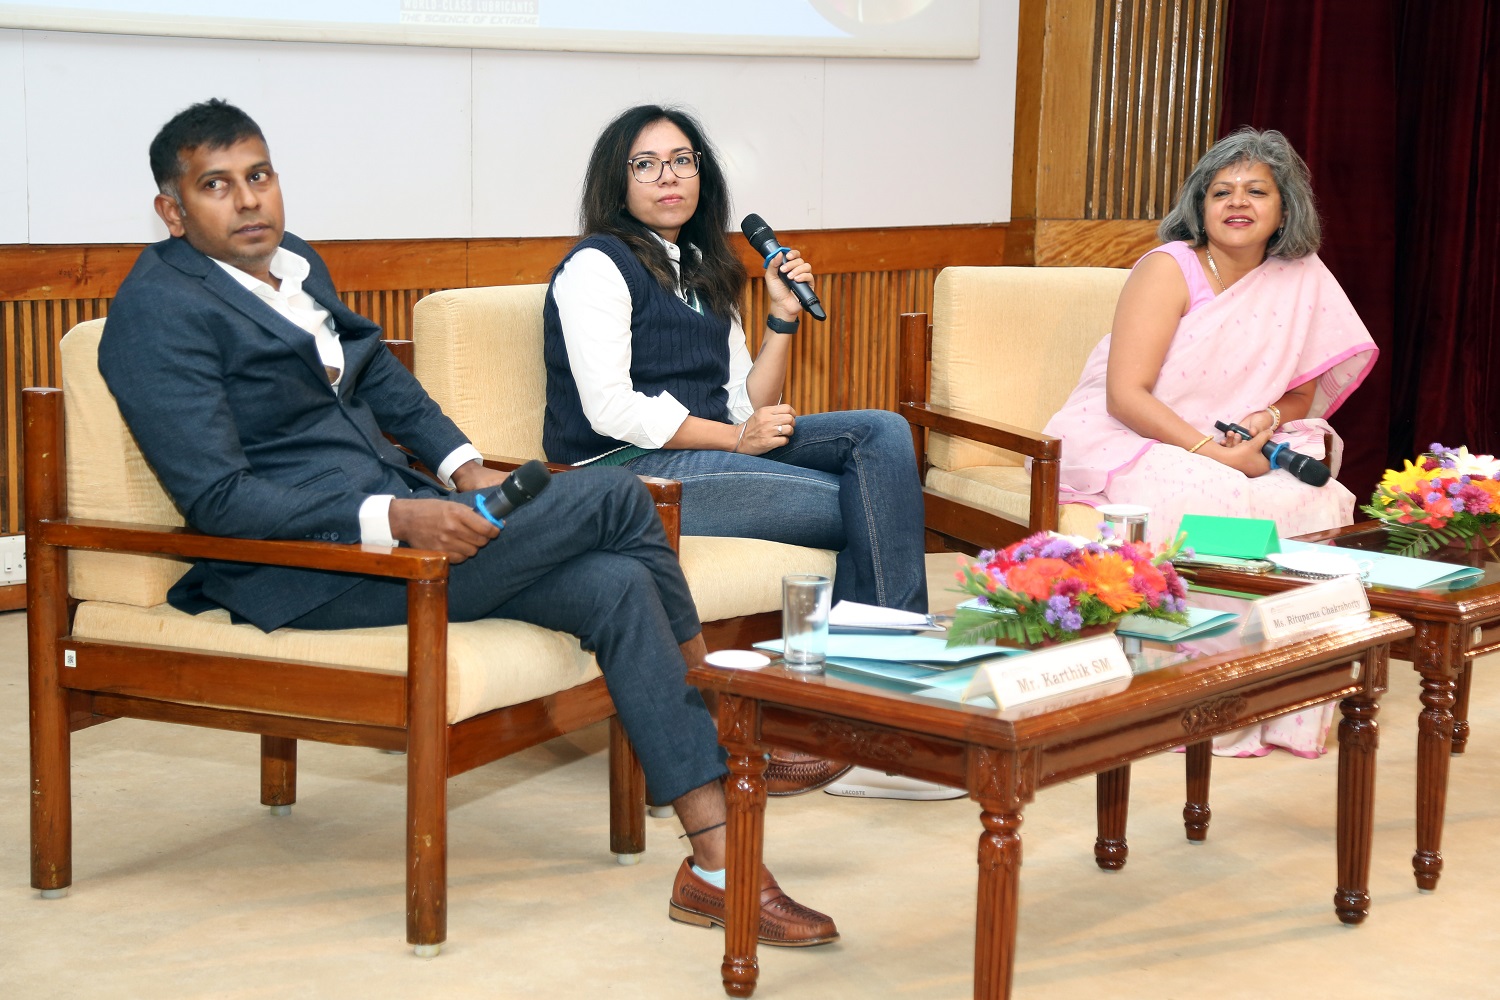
left=60, top=320, right=192, bottom=607
left=928, top=266, right=1129, bottom=473
left=679, top=536, right=836, bottom=622
left=71, top=601, right=600, bottom=726
left=413, top=285, right=548, bottom=459
left=412, top=285, right=839, bottom=625
left=926, top=467, right=1101, bottom=538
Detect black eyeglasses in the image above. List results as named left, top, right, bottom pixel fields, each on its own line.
left=627, top=151, right=702, bottom=184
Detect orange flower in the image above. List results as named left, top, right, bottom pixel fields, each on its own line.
left=1075, top=553, right=1144, bottom=613
left=1003, top=558, right=1077, bottom=601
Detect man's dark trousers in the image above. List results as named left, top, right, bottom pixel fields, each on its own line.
left=288, top=465, right=726, bottom=806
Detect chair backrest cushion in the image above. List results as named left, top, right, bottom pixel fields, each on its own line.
left=412, top=284, right=549, bottom=458
left=60, top=320, right=191, bottom=606
left=928, top=266, right=1130, bottom=472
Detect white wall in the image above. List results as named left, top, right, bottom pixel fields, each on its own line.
left=0, top=4, right=1017, bottom=245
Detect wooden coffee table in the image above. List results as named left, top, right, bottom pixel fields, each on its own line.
left=1189, top=521, right=1500, bottom=891
left=688, top=604, right=1411, bottom=999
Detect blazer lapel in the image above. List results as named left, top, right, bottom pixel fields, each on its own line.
left=160, top=237, right=333, bottom=388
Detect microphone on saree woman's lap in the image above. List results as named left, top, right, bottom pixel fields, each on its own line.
left=474, top=459, right=552, bottom=529
left=740, top=213, right=827, bottom=321
left=1214, top=420, right=1332, bottom=487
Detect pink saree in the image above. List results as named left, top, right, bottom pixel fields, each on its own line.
left=1046, top=246, right=1377, bottom=534
left=1044, top=246, right=1378, bottom=758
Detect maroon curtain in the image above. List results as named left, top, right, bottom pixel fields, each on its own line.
left=1220, top=0, right=1498, bottom=498
left=1392, top=4, right=1500, bottom=459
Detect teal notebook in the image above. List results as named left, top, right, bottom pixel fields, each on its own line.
left=1117, top=605, right=1239, bottom=642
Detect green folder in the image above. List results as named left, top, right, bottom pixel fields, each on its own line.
left=1179, top=514, right=1282, bottom=559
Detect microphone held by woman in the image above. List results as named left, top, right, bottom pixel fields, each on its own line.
left=1213, top=420, right=1331, bottom=486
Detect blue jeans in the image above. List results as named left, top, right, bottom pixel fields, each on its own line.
left=624, top=409, right=928, bottom=613
left=287, top=467, right=726, bottom=806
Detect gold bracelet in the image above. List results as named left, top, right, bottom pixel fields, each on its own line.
left=1186, top=434, right=1213, bottom=454
left=1265, top=404, right=1281, bottom=432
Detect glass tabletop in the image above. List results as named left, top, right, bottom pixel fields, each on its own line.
left=759, top=592, right=1315, bottom=720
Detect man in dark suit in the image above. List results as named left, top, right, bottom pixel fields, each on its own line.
left=98, top=99, right=835, bottom=946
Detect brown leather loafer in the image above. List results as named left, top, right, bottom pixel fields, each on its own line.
left=765, top=749, right=853, bottom=796
left=668, top=857, right=839, bottom=947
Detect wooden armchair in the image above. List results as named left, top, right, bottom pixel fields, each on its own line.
left=410, top=284, right=837, bottom=651
left=899, top=265, right=1132, bottom=552
left=24, top=320, right=669, bottom=956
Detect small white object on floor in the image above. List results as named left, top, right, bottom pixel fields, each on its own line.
left=824, top=766, right=965, bottom=800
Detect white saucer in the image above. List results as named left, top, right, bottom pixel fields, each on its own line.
left=704, top=649, right=772, bottom=670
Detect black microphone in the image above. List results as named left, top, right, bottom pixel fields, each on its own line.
left=474, top=459, right=551, bottom=528
left=740, top=213, right=826, bottom=321
left=1214, top=421, right=1332, bottom=487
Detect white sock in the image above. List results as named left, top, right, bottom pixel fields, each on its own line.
left=691, top=863, right=726, bottom=889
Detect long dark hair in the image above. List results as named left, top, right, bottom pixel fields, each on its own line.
left=578, top=105, right=746, bottom=320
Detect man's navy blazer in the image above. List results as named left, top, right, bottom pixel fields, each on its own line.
left=98, top=232, right=471, bottom=632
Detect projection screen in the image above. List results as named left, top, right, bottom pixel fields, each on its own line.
left=0, top=1, right=980, bottom=58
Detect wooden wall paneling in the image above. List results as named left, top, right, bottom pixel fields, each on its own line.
left=0, top=225, right=1003, bottom=534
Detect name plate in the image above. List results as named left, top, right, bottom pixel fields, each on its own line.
left=1252, top=575, right=1370, bottom=642
left=963, top=634, right=1132, bottom=710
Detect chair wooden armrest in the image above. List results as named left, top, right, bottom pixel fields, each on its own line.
left=36, top=518, right=449, bottom=579
left=898, top=401, right=1061, bottom=461
left=898, top=311, right=1062, bottom=547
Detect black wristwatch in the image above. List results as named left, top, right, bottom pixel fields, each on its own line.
left=765, top=313, right=799, bottom=335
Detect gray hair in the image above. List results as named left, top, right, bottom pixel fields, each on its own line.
left=1157, top=127, right=1320, bottom=258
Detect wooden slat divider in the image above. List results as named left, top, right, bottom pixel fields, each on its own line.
left=1085, top=0, right=1225, bottom=221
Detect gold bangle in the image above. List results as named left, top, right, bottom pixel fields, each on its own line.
left=1265, top=404, right=1281, bottom=432
left=1187, top=434, right=1213, bottom=454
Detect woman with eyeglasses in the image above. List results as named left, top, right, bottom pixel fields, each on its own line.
left=543, top=105, right=927, bottom=618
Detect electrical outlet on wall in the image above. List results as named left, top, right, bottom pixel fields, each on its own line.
left=0, top=535, right=25, bottom=585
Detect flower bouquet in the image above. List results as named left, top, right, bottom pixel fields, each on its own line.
left=947, top=530, right=1190, bottom=648
left=1361, top=444, right=1500, bottom=558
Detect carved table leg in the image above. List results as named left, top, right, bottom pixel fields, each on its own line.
left=1334, top=691, right=1379, bottom=925
left=719, top=694, right=767, bottom=999
left=1183, top=741, right=1212, bottom=843
left=970, top=747, right=1035, bottom=1000
left=975, top=807, right=1024, bottom=1000
left=1411, top=622, right=1458, bottom=891
left=1093, top=764, right=1130, bottom=870
left=1451, top=657, right=1473, bottom=755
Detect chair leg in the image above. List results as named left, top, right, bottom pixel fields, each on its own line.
left=260, top=735, right=297, bottom=816
left=406, top=580, right=448, bottom=957
left=29, top=639, right=72, bottom=899
left=609, top=716, right=647, bottom=864
left=27, top=536, right=72, bottom=899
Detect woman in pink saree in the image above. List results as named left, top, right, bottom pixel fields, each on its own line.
left=1044, top=128, right=1378, bottom=757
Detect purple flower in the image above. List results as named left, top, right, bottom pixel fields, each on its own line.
left=1451, top=498, right=1467, bottom=513
left=1040, top=538, right=1078, bottom=559
left=1043, top=594, right=1072, bottom=625
left=1426, top=491, right=1444, bottom=503
left=1448, top=483, right=1464, bottom=496
left=1181, top=546, right=1197, bottom=559
left=1059, top=609, right=1083, bottom=631
left=1097, top=521, right=1115, bottom=539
